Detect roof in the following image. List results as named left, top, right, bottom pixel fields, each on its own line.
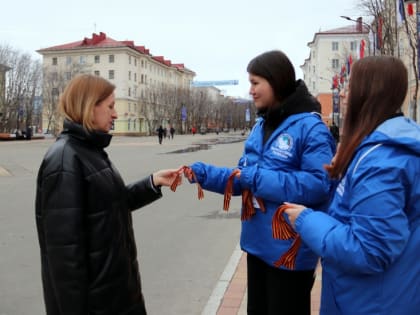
left=307, top=24, right=370, bottom=45
left=37, top=32, right=193, bottom=73
left=0, top=64, right=12, bottom=72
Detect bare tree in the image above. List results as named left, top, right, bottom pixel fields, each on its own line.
left=138, top=85, right=162, bottom=135
left=359, top=0, right=418, bottom=121
left=42, top=62, right=91, bottom=135
left=0, top=44, right=42, bottom=133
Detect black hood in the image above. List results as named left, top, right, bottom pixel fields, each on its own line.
left=259, top=79, right=321, bottom=143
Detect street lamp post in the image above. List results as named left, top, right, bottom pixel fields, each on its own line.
left=319, top=76, right=340, bottom=127
left=332, top=86, right=340, bottom=127
left=340, top=16, right=375, bottom=56
left=404, top=0, right=419, bottom=121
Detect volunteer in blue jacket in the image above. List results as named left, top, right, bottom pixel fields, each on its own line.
left=285, top=56, right=420, bottom=315
left=188, top=50, right=335, bottom=315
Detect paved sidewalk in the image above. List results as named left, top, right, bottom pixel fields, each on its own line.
left=216, top=253, right=322, bottom=315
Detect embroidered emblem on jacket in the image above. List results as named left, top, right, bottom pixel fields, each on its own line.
left=272, top=133, right=293, bottom=159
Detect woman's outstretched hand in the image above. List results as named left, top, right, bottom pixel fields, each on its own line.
left=152, top=168, right=184, bottom=187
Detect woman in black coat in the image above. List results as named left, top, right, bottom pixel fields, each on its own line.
left=35, top=74, right=179, bottom=315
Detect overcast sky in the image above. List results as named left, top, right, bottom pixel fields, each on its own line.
left=1, top=0, right=361, bottom=97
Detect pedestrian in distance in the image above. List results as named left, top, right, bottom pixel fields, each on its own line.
left=283, top=56, right=420, bottom=315
left=185, top=50, right=336, bottom=315
left=170, top=126, right=175, bottom=139
left=157, top=125, right=164, bottom=144
left=35, top=74, right=181, bottom=315
left=329, top=121, right=339, bottom=143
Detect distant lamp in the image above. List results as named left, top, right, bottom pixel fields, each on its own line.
left=340, top=15, right=375, bottom=55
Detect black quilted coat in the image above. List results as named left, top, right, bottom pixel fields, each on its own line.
left=35, top=120, right=162, bottom=315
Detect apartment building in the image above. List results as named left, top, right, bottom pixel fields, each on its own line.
left=37, top=32, right=195, bottom=135
left=0, top=64, right=11, bottom=129
left=301, top=19, right=370, bottom=127
left=0, top=63, right=11, bottom=104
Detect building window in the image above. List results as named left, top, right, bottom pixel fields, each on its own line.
left=94, top=55, right=100, bottom=63
left=94, top=70, right=100, bottom=76
left=65, top=72, right=71, bottom=80
left=134, top=59, right=137, bottom=66
left=109, top=55, right=115, bottom=63
left=79, top=56, right=86, bottom=64
left=128, top=87, right=131, bottom=97
left=128, top=71, right=131, bottom=80
left=108, top=70, right=115, bottom=79
left=52, top=57, right=58, bottom=65
left=129, top=56, right=131, bottom=64
left=52, top=87, right=59, bottom=96
left=52, top=72, right=58, bottom=81
left=141, top=74, right=144, bottom=84
left=332, top=59, right=339, bottom=69
left=332, top=42, right=339, bottom=51
left=66, top=56, right=72, bottom=65
left=350, top=41, right=357, bottom=51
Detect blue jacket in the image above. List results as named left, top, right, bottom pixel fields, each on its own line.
left=191, top=112, right=335, bottom=270
left=295, top=116, right=420, bottom=314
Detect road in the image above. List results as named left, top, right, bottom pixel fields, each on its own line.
left=0, top=132, right=246, bottom=315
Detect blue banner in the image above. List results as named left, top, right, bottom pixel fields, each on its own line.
left=181, top=106, right=187, bottom=121
left=245, top=108, right=250, bottom=122
left=191, top=80, right=239, bottom=87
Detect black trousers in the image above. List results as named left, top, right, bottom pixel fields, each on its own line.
left=247, top=253, right=315, bottom=315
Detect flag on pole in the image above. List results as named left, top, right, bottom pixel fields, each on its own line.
left=407, top=2, right=414, bottom=16
left=340, top=65, right=346, bottom=84
left=376, top=15, right=383, bottom=49
left=397, top=0, right=406, bottom=26
left=359, top=39, right=366, bottom=59
left=347, top=55, right=353, bottom=75
left=332, top=74, right=339, bottom=89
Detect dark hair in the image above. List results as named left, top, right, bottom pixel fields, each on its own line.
left=247, top=50, right=296, bottom=102
left=326, top=56, right=408, bottom=178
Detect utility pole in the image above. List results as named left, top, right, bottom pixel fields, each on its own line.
left=404, top=0, right=419, bottom=121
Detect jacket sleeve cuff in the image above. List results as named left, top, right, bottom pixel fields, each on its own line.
left=149, top=174, right=162, bottom=193
left=295, top=208, right=313, bottom=232
left=239, top=164, right=257, bottom=190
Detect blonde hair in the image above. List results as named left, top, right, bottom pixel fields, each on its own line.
left=59, top=74, right=115, bottom=130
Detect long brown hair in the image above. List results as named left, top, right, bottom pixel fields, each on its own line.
left=326, top=56, right=408, bottom=179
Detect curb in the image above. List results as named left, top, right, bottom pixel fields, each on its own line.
left=201, top=244, right=244, bottom=315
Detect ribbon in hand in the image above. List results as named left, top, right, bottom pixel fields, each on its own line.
left=272, top=204, right=301, bottom=270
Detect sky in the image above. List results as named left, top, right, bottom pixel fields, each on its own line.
left=1, top=0, right=361, bottom=98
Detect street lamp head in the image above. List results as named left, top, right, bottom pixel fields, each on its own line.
left=340, top=15, right=351, bottom=21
